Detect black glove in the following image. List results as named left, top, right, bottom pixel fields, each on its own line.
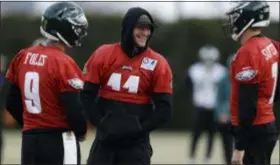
left=99, top=112, right=143, bottom=141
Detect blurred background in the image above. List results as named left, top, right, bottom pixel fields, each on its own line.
left=0, top=1, right=279, bottom=164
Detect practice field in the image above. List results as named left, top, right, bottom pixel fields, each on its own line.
left=2, top=130, right=279, bottom=164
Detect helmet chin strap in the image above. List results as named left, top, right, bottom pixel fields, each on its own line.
left=232, top=19, right=255, bottom=41
left=56, top=32, right=72, bottom=48
left=40, top=26, right=73, bottom=48
left=40, top=26, right=59, bottom=41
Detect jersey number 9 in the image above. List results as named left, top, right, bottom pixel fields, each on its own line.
left=24, top=72, right=42, bottom=114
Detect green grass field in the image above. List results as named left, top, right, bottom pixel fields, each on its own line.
left=2, top=130, right=279, bottom=164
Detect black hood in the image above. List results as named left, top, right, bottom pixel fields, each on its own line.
left=121, top=7, right=156, bottom=58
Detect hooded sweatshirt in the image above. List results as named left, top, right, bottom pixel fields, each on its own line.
left=121, top=7, right=156, bottom=58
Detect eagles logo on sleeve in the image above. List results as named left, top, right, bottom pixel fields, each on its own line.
left=235, top=68, right=258, bottom=81
left=68, top=78, right=84, bottom=89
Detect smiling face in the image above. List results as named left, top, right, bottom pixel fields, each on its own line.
left=132, top=24, right=151, bottom=48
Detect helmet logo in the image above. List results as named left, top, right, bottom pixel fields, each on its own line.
left=76, top=14, right=87, bottom=25
left=67, top=13, right=88, bottom=26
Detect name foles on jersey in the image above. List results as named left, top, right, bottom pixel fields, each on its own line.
left=68, top=78, right=84, bottom=89
left=235, top=68, right=258, bottom=81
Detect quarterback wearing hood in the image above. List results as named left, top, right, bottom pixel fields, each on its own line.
left=121, top=7, right=156, bottom=57
left=81, top=7, right=172, bottom=165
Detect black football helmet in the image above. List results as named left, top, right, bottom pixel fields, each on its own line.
left=40, top=2, right=88, bottom=47
left=223, top=1, right=270, bottom=41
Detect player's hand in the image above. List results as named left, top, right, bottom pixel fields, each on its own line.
left=3, top=110, right=17, bottom=128
left=231, top=149, right=244, bottom=165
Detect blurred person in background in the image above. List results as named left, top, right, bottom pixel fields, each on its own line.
left=1, top=55, right=17, bottom=128
left=223, top=1, right=279, bottom=165
left=0, top=54, right=8, bottom=164
left=81, top=7, right=173, bottom=165
left=215, top=54, right=235, bottom=165
left=185, top=45, right=226, bottom=164
left=5, top=2, right=88, bottom=164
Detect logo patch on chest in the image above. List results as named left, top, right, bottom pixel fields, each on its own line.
left=140, top=57, right=158, bottom=71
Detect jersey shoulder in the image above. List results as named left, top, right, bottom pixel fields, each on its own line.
left=57, top=52, right=76, bottom=65
left=86, top=43, right=118, bottom=68
left=31, top=46, right=80, bottom=75
left=5, top=48, right=27, bottom=78
left=45, top=47, right=70, bottom=61
left=234, top=42, right=257, bottom=64
left=148, top=48, right=167, bottom=61
left=11, top=48, right=29, bottom=63
left=144, top=49, right=172, bottom=78
left=35, top=46, right=77, bottom=69
left=242, top=36, right=273, bottom=54
left=239, top=37, right=278, bottom=61
left=91, top=43, right=118, bottom=59
left=25, top=45, right=68, bottom=63
left=147, top=48, right=171, bottom=68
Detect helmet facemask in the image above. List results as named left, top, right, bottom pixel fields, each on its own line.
left=56, top=11, right=88, bottom=48
left=223, top=10, right=255, bottom=41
